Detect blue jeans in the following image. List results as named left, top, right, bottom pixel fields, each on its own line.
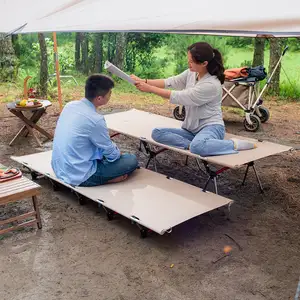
left=151, top=124, right=237, bottom=156
left=79, top=153, right=138, bottom=187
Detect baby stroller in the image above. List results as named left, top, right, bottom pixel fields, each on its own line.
left=173, top=46, right=288, bottom=132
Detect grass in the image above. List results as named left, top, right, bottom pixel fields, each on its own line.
left=1, top=46, right=300, bottom=103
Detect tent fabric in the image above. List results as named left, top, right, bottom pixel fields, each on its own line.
left=1, top=0, right=300, bottom=36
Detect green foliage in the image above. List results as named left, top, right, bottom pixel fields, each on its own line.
left=125, top=33, right=168, bottom=75
left=239, top=60, right=252, bottom=67
left=165, top=34, right=229, bottom=74
left=278, top=80, right=300, bottom=99
left=225, top=36, right=253, bottom=48
left=3, top=33, right=300, bottom=102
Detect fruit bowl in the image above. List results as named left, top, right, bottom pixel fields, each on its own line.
left=15, top=99, right=43, bottom=109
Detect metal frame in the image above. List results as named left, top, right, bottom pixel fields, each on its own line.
left=131, top=138, right=264, bottom=195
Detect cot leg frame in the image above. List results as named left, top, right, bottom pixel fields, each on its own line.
left=31, top=171, right=38, bottom=180
left=102, top=206, right=116, bottom=221
left=135, top=222, right=151, bottom=239
left=202, top=162, right=229, bottom=194
left=139, top=140, right=167, bottom=171
left=242, top=161, right=264, bottom=193
left=49, top=178, right=60, bottom=191
left=74, top=191, right=86, bottom=205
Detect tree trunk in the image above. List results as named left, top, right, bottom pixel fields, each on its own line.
left=94, top=33, right=103, bottom=73
left=11, top=34, right=21, bottom=58
left=81, top=33, right=89, bottom=75
left=252, top=38, right=265, bottom=67
left=75, top=33, right=81, bottom=71
left=113, top=33, right=128, bottom=70
left=268, top=38, right=282, bottom=95
left=38, top=33, right=48, bottom=97
left=107, top=33, right=117, bottom=62
left=0, top=33, right=18, bottom=81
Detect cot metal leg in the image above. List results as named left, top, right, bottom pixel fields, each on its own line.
left=135, top=222, right=151, bottom=238
left=74, top=192, right=86, bottom=205
left=203, top=174, right=218, bottom=194
left=139, top=140, right=166, bottom=171
left=196, top=159, right=207, bottom=176
left=49, top=178, right=59, bottom=191
left=242, top=164, right=250, bottom=185
left=202, top=162, right=229, bottom=194
left=102, top=206, right=117, bottom=221
left=185, top=156, right=189, bottom=166
left=242, top=161, right=264, bottom=193
left=203, top=177, right=212, bottom=192
left=213, top=177, right=218, bottom=194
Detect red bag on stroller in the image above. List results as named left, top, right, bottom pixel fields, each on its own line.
left=224, top=67, right=249, bottom=80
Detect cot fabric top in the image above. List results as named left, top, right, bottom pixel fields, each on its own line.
left=104, top=109, right=293, bottom=168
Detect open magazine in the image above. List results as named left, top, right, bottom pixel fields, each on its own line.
left=104, top=61, right=135, bottom=85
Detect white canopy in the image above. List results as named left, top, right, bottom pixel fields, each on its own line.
left=1, top=0, right=300, bottom=37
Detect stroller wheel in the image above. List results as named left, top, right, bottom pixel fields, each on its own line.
left=173, top=106, right=186, bottom=121
left=255, top=106, right=270, bottom=123
left=244, top=115, right=261, bottom=132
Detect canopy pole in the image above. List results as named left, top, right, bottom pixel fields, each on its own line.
left=53, top=32, right=63, bottom=112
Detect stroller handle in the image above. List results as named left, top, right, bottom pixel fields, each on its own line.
left=282, top=45, right=289, bottom=56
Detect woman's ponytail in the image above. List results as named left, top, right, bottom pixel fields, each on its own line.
left=207, top=48, right=225, bottom=84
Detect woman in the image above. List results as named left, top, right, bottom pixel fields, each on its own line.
left=131, top=42, right=256, bottom=157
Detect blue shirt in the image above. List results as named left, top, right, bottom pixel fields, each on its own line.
left=51, top=98, right=120, bottom=186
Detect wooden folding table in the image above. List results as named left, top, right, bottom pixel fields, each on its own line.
left=0, top=170, right=42, bottom=235
left=7, top=100, right=53, bottom=147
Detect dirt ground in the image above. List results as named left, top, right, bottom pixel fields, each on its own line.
left=0, top=99, right=300, bottom=300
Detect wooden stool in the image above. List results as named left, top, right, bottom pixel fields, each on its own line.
left=0, top=176, right=42, bottom=235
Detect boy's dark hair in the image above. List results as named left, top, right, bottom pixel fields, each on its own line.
left=85, top=74, right=114, bottom=101
left=187, top=42, right=225, bottom=84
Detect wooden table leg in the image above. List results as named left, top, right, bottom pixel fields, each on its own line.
left=8, top=109, right=53, bottom=146
left=9, top=125, right=27, bottom=146
left=24, top=109, right=46, bottom=138
left=32, top=195, right=42, bottom=229
left=24, top=123, right=43, bottom=147
left=15, top=112, right=53, bottom=140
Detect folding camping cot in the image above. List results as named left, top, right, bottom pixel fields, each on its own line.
left=104, top=109, right=293, bottom=194
left=11, top=151, right=232, bottom=238
left=10, top=108, right=292, bottom=238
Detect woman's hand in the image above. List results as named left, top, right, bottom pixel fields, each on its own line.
left=135, top=82, right=153, bottom=93
left=130, top=74, right=144, bottom=83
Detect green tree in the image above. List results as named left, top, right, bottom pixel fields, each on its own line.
left=113, top=33, right=128, bottom=70
left=252, top=38, right=265, bottom=67
left=94, top=33, right=104, bottom=73
left=81, top=33, right=89, bottom=75
left=268, top=38, right=282, bottom=95
left=0, top=34, right=18, bottom=81
left=75, top=33, right=81, bottom=71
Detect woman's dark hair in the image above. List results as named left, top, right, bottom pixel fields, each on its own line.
left=187, top=42, right=225, bottom=84
left=85, top=74, right=115, bottom=101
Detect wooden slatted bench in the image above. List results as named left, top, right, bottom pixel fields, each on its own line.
left=0, top=175, right=42, bottom=235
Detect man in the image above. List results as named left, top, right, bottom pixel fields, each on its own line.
left=51, top=74, right=138, bottom=187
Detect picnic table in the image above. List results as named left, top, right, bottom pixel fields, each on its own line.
left=0, top=164, right=42, bottom=235
left=7, top=99, right=53, bottom=147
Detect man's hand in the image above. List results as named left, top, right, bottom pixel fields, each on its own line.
left=135, top=82, right=153, bottom=93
